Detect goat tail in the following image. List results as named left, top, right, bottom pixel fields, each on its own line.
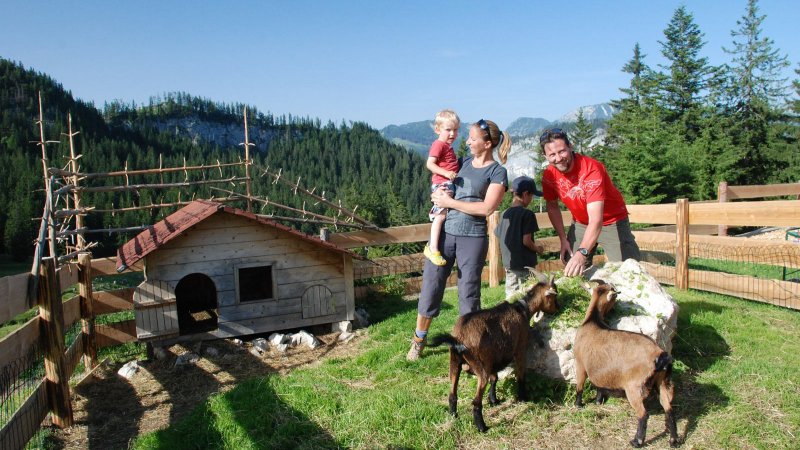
left=427, top=333, right=467, bottom=354
left=654, top=352, right=673, bottom=373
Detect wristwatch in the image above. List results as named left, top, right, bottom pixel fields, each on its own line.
left=577, top=247, right=589, bottom=257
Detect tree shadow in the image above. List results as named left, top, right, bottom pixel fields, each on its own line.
left=52, top=337, right=344, bottom=449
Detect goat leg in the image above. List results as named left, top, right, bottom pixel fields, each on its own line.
left=448, top=350, right=462, bottom=416
left=630, top=413, right=649, bottom=448
left=514, top=352, right=528, bottom=402
left=472, top=376, right=489, bottom=432
left=574, top=361, right=587, bottom=407
left=665, top=410, right=679, bottom=447
left=596, top=388, right=608, bottom=405
left=488, top=374, right=500, bottom=406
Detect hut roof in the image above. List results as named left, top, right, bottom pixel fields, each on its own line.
left=115, top=200, right=364, bottom=272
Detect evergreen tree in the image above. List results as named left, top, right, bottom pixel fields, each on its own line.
left=658, top=6, right=714, bottom=141
left=719, top=0, right=790, bottom=185
left=572, top=108, right=594, bottom=154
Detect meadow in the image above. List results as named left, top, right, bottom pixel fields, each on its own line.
left=123, top=283, right=800, bottom=450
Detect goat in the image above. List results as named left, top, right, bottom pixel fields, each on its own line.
left=573, top=281, right=680, bottom=448
left=428, top=276, right=559, bottom=432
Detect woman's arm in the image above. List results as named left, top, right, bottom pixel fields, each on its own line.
left=432, top=183, right=506, bottom=217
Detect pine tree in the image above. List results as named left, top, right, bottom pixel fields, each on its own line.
left=658, top=6, right=714, bottom=141
left=572, top=108, right=594, bottom=154
left=719, top=0, right=790, bottom=185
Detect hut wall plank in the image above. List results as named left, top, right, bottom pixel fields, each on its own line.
left=0, top=272, right=33, bottom=324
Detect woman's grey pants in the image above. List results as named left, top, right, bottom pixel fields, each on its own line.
left=418, top=233, right=488, bottom=318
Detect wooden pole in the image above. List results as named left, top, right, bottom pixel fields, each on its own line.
left=78, top=254, right=97, bottom=374
left=242, top=107, right=253, bottom=212
left=66, top=113, right=86, bottom=250
left=487, top=211, right=503, bottom=287
left=38, top=258, right=74, bottom=428
left=35, top=93, right=59, bottom=262
left=717, top=181, right=728, bottom=237
left=676, top=199, right=690, bottom=290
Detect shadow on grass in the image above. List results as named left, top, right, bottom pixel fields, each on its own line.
left=671, top=300, right=731, bottom=443
left=49, top=338, right=343, bottom=449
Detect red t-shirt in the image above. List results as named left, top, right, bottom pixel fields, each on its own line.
left=428, top=140, right=459, bottom=185
left=542, top=152, right=629, bottom=226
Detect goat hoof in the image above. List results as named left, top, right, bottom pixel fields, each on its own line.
left=669, top=437, right=681, bottom=448
left=575, top=401, right=585, bottom=408
left=629, top=438, right=643, bottom=448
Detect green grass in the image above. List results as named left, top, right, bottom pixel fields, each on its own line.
left=129, top=283, right=800, bottom=449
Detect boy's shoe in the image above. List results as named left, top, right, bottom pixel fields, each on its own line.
left=406, top=335, right=426, bottom=361
left=424, top=244, right=447, bottom=266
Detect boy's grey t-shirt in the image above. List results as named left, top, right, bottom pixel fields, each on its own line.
left=444, top=156, right=508, bottom=237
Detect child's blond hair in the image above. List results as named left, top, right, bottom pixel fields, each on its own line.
left=434, top=109, right=461, bottom=129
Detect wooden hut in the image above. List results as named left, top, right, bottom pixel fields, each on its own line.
left=115, top=200, right=362, bottom=343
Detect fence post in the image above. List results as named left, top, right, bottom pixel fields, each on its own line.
left=78, top=254, right=97, bottom=374
left=675, top=199, right=690, bottom=290
left=487, top=211, right=503, bottom=287
left=38, top=257, right=74, bottom=428
left=717, top=181, right=728, bottom=236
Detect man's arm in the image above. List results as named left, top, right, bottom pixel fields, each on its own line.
left=546, top=199, right=571, bottom=263
left=563, top=200, right=604, bottom=276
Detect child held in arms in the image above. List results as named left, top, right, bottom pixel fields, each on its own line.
left=495, top=176, right=545, bottom=299
left=424, top=109, right=460, bottom=266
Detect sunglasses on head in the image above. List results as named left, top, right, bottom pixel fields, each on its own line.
left=477, top=119, right=491, bottom=140
left=539, top=127, right=567, bottom=144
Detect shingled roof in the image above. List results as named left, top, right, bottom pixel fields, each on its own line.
left=115, top=200, right=363, bottom=272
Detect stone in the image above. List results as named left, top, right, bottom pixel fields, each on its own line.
left=527, top=259, right=679, bottom=382
left=332, top=320, right=352, bottom=333
left=174, top=352, right=200, bottom=367
left=252, top=338, right=269, bottom=352
left=117, top=361, right=139, bottom=379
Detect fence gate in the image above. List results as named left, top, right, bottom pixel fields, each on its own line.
left=133, top=279, right=179, bottom=341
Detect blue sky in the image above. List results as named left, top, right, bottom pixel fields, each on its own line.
left=1, top=1, right=798, bottom=130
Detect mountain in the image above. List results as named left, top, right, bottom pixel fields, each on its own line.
left=505, top=117, right=551, bottom=138
left=557, top=103, right=616, bottom=123
left=380, top=120, right=472, bottom=156
left=381, top=103, right=616, bottom=153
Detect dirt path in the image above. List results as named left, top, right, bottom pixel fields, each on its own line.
left=49, top=330, right=366, bottom=449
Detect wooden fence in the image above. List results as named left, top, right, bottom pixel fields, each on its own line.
left=2, top=197, right=800, bottom=448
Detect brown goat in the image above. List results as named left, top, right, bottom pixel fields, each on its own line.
left=428, top=276, right=559, bottom=432
left=573, top=282, right=679, bottom=448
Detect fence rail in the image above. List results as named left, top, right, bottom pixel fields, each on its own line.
left=2, top=196, right=800, bottom=449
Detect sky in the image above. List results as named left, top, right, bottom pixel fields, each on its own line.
left=1, top=0, right=798, bottom=130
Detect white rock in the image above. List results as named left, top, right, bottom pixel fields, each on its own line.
left=174, top=352, right=200, bottom=367
left=117, top=361, right=139, bottom=379
left=268, top=333, right=287, bottom=346
left=252, top=338, right=269, bottom=352
left=527, top=259, right=679, bottom=382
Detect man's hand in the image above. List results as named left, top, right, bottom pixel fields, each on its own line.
left=563, top=251, right=586, bottom=277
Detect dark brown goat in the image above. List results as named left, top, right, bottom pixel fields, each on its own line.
left=573, top=282, right=680, bottom=448
left=428, top=276, right=559, bottom=432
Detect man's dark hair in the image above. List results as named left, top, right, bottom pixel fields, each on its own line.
left=539, top=128, right=571, bottom=151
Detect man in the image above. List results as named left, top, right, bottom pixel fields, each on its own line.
left=540, top=128, right=640, bottom=277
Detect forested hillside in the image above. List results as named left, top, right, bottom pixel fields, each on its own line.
left=0, top=59, right=430, bottom=260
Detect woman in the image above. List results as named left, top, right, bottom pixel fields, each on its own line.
left=407, top=118, right=510, bottom=360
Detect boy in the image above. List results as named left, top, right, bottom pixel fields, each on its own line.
left=495, top=176, right=545, bottom=299
left=424, top=109, right=460, bottom=266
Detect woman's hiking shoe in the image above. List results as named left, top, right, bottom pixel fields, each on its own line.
left=406, top=335, right=426, bottom=361
left=424, top=244, right=447, bottom=266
